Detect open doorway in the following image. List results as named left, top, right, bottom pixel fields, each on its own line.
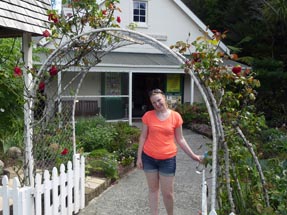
left=132, top=73, right=165, bottom=117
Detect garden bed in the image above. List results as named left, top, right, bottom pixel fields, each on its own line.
left=185, top=122, right=212, bottom=138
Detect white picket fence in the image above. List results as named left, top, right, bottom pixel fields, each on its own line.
left=0, top=154, right=85, bottom=215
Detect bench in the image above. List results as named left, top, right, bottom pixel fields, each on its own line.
left=58, top=100, right=100, bottom=117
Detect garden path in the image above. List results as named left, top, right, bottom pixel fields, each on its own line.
left=79, top=126, right=212, bottom=215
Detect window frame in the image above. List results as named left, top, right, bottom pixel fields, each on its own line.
left=133, top=0, right=148, bottom=28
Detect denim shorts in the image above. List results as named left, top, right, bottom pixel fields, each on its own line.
left=142, top=152, right=176, bottom=176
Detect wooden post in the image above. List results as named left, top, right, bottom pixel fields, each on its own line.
left=22, top=32, right=34, bottom=187
left=129, top=71, right=132, bottom=126
left=190, top=76, right=194, bottom=104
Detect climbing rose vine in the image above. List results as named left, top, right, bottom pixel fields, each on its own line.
left=171, top=30, right=272, bottom=214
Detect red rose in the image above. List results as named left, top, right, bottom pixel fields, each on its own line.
left=116, top=16, right=121, bottom=23
left=192, top=52, right=201, bottom=62
left=232, top=65, right=242, bottom=75
left=48, top=13, right=54, bottom=21
left=42, top=30, right=50, bottom=37
left=48, top=13, right=59, bottom=24
left=53, top=17, right=59, bottom=24
left=49, top=65, right=58, bottom=76
left=102, top=10, right=107, bottom=15
left=230, top=54, right=238, bottom=60
left=38, top=81, right=45, bottom=91
left=61, top=148, right=69, bottom=155
left=13, top=66, right=22, bottom=77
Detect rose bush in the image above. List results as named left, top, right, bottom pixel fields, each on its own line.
left=171, top=30, right=285, bottom=214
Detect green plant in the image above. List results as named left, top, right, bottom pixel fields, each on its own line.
left=86, top=149, right=118, bottom=180
left=76, top=118, right=140, bottom=179
left=76, top=116, right=106, bottom=135
left=76, top=117, right=141, bottom=153
left=257, top=128, right=287, bottom=159
left=255, top=71, right=287, bottom=128
left=263, top=159, right=287, bottom=215
left=1, top=130, right=23, bottom=153
left=115, top=146, right=138, bottom=167
left=109, top=122, right=141, bottom=152
left=0, top=38, right=24, bottom=139
left=76, top=116, right=118, bottom=152
left=175, top=102, right=209, bottom=124
left=78, top=125, right=117, bottom=152
left=171, top=30, right=284, bottom=213
left=253, top=58, right=284, bottom=73
left=115, top=122, right=141, bottom=142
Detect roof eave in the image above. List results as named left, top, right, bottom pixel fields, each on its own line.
left=0, top=0, right=51, bottom=38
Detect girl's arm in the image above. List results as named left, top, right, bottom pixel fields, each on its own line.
left=136, top=123, right=148, bottom=169
left=175, top=125, right=201, bottom=162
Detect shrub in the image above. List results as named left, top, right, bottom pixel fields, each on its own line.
left=257, top=128, right=287, bottom=159
left=253, top=58, right=284, bottom=73
left=1, top=130, right=23, bottom=153
left=115, top=145, right=138, bottom=167
left=260, top=159, right=287, bottom=215
left=255, top=70, right=287, bottom=128
left=76, top=117, right=141, bottom=179
left=77, top=123, right=117, bottom=152
left=109, top=122, right=141, bottom=152
left=175, top=103, right=209, bottom=125
left=76, top=117, right=140, bottom=153
left=76, top=116, right=106, bottom=135
left=86, top=149, right=118, bottom=179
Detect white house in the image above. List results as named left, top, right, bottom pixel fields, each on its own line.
left=52, top=0, right=230, bottom=123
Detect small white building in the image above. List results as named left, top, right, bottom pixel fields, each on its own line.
left=54, top=0, right=230, bottom=122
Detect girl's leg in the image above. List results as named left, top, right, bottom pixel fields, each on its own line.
left=160, top=175, right=175, bottom=215
left=145, top=172, right=160, bottom=215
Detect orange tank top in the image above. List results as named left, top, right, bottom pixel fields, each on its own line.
left=142, top=110, right=183, bottom=159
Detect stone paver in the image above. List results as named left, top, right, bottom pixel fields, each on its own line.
left=85, top=176, right=107, bottom=190
left=79, top=129, right=212, bottom=215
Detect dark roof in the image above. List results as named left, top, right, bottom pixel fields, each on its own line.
left=101, top=52, right=180, bottom=65
left=0, top=0, right=51, bottom=38
left=100, top=52, right=251, bottom=69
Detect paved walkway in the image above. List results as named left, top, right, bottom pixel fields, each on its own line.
left=79, top=129, right=212, bottom=215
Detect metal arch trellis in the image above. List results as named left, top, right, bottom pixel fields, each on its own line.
left=27, top=27, right=223, bottom=214
left=31, top=28, right=144, bottom=176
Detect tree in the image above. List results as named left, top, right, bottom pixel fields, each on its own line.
left=183, top=0, right=287, bottom=65
left=0, top=38, right=24, bottom=139
left=183, top=0, right=287, bottom=128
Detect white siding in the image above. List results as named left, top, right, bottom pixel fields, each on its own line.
left=114, top=0, right=206, bottom=54
left=0, top=0, right=51, bottom=37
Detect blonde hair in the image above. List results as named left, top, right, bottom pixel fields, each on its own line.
left=149, top=89, right=169, bottom=108
left=148, top=89, right=164, bottom=97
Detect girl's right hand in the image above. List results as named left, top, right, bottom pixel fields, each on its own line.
left=136, top=157, right=143, bottom=169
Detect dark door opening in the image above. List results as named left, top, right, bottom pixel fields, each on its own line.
left=132, top=73, right=165, bottom=117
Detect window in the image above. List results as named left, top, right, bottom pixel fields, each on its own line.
left=133, top=1, right=147, bottom=25
left=105, top=73, right=121, bottom=95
